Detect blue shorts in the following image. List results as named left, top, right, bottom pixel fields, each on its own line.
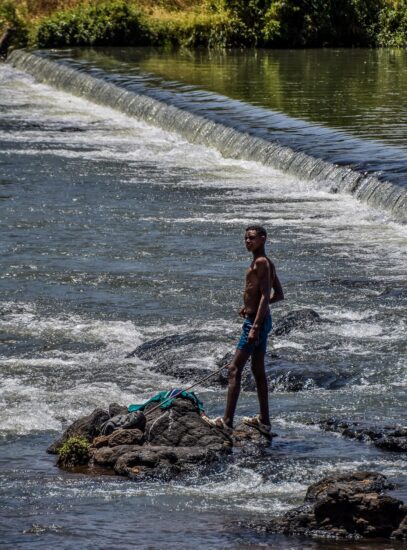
left=237, top=314, right=272, bottom=354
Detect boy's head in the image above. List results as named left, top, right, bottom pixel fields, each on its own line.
left=244, top=225, right=267, bottom=252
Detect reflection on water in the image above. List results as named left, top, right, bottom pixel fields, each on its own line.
left=70, top=47, right=407, bottom=147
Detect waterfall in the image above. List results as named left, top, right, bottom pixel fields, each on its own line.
left=7, top=49, right=406, bottom=223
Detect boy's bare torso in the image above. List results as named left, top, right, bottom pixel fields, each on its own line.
left=243, top=257, right=275, bottom=317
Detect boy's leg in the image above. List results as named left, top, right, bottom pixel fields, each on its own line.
left=223, top=348, right=251, bottom=427
left=251, top=348, right=270, bottom=426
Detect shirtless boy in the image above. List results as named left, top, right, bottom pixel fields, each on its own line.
left=205, top=225, right=284, bottom=435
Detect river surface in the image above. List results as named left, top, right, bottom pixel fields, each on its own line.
left=0, top=49, right=406, bottom=549
left=41, top=47, right=407, bottom=189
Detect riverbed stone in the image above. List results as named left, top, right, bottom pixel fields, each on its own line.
left=248, top=471, right=406, bottom=540
left=273, top=309, right=322, bottom=336
left=215, top=353, right=352, bottom=392
left=108, top=428, right=145, bottom=447
left=317, top=417, right=407, bottom=452
left=114, top=445, right=220, bottom=480
left=108, top=402, right=128, bottom=417
left=91, top=445, right=137, bottom=467
left=47, top=407, right=109, bottom=454
left=124, top=309, right=328, bottom=393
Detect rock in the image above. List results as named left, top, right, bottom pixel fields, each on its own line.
left=100, top=411, right=146, bottom=436
left=108, top=403, right=128, bottom=417
left=114, top=445, right=221, bottom=480
left=47, top=408, right=109, bottom=454
left=108, top=428, right=145, bottom=447
left=232, top=421, right=276, bottom=447
left=216, top=353, right=352, bottom=392
left=91, top=445, right=137, bottom=467
left=126, top=332, right=214, bottom=359
left=392, top=515, right=407, bottom=540
left=50, top=399, right=232, bottom=481
left=125, top=310, right=327, bottom=392
left=305, top=471, right=394, bottom=501
left=92, top=435, right=111, bottom=448
left=248, top=471, right=406, bottom=540
left=143, top=398, right=232, bottom=449
left=93, top=428, right=145, bottom=448
left=317, top=418, right=407, bottom=452
left=125, top=332, right=220, bottom=386
left=378, top=287, right=407, bottom=299
left=273, top=309, right=321, bottom=336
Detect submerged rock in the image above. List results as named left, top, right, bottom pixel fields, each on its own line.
left=317, top=418, right=407, bottom=452
left=273, top=309, right=322, bottom=336
left=125, top=310, right=346, bottom=393
left=216, top=353, right=353, bottom=392
left=249, top=471, right=406, bottom=540
left=125, top=332, right=215, bottom=360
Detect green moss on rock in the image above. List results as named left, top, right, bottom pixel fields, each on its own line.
left=58, top=436, right=90, bottom=468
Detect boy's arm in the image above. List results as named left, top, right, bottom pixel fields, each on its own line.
left=248, top=258, right=271, bottom=343
left=270, top=272, right=284, bottom=304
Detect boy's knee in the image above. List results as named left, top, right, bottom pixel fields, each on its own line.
left=228, top=362, right=241, bottom=382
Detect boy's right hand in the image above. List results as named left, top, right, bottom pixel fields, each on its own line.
left=239, top=306, right=246, bottom=318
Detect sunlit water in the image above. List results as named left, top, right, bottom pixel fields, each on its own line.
left=0, top=59, right=406, bottom=549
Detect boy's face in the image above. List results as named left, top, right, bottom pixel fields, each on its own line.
left=244, top=230, right=265, bottom=252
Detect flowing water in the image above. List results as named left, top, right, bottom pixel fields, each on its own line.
left=0, top=49, right=406, bottom=549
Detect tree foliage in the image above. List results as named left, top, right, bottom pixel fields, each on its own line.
left=36, top=1, right=150, bottom=47
left=1, top=0, right=406, bottom=49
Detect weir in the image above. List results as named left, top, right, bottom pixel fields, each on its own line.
left=7, top=49, right=407, bottom=223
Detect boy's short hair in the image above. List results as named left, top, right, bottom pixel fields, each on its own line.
left=245, top=225, right=267, bottom=239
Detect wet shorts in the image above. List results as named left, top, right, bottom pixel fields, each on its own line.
left=237, top=314, right=272, bottom=354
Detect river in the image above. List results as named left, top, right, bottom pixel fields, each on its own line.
left=0, top=48, right=406, bottom=549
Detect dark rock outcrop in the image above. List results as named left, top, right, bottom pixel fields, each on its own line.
left=113, top=445, right=222, bottom=481
left=216, top=353, right=353, bottom=392
left=249, top=471, right=406, bottom=540
left=126, top=332, right=215, bottom=360
left=143, top=399, right=232, bottom=448
left=125, top=310, right=347, bottom=393
left=47, top=408, right=109, bottom=454
left=317, top=418, right=407, bottom=452
left=273, top=309, right=321, bottom=336
left=378, top=287, right=407, bottom=300
left=49, top=398, right=239, bottom=481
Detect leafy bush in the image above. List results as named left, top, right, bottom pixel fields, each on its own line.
left=0, top=1, right=29, bottom=48
left=148, top=9, right=248, bottom=48
left=4, top=0, right=407, bottom=49
left=377, top=0, right=407, bottom=46
left=58, top=436, right=90, bottom=467
left=262, top=0, right=383, bottom=47
left=36, top=1, right=151, bottom=47
left=204, top=0, right=271, bottom=45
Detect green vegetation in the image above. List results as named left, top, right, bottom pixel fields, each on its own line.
left=0, top=1, right=29, bottom=46
left=377, top=0, right=407, bottom=46
left=58, top=436, right=90, bottom=467
left=1, top=0, right=406, bottom=50
left=36, top=2, right=150, bottom=47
